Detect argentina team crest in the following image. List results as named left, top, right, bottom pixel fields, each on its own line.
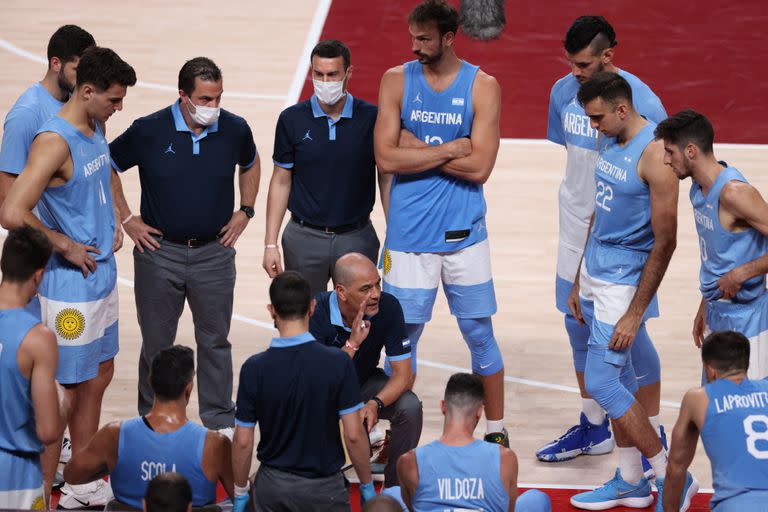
left=55, top=307, right=86, bottom=340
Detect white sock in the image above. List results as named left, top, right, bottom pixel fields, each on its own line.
left=648, top=449, right=667, bottom=480
left=618, top=447, right=644, bottom=485
left=486, top=419, right=504, bottom=434
left=648, top=415, right=662, bottom=438
left=582, top=398, right=605, bottom=426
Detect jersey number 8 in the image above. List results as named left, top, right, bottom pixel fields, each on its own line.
left=744, top=414, right=768, bottom=459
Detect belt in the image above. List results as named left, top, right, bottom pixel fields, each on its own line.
left=161, top=235, right=220, bottom=248
left=291, top=214, right=369, bottom=234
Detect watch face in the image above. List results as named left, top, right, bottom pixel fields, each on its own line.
left=241, top=206, right=255, bottom=218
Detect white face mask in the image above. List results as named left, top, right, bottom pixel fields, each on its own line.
left=186, top=98, right=220, bottom=126
left=313, top=79, right=346, bottom=106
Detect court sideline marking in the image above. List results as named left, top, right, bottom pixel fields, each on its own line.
left=116, top=276, right=682, bottom=409
left=0, top=36, right=286, bottom=101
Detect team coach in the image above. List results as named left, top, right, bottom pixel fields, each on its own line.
left=263, top=39, right=386, bottom=296
left=110, top=57, right=259, bottom=432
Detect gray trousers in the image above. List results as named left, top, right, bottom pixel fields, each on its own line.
left=254, top=465, right=349, bottom=512
left=282, top=218, right=379, bottom=297
left=361, top=369, right=423, bottom=487
left=134, top=240, right=236, bottom=428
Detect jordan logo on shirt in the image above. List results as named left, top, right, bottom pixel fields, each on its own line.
left=413, top=92, right=422, bottom=104
left=302, top=130, right=312, bottom=142
left=165, top=143, right=175, bottom=155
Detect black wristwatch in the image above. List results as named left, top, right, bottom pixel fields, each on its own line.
left=240, top=205, right=255, bottom=219
left=370, top=396, right=385, bottom=411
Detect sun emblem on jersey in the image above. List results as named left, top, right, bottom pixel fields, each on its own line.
left=31, top=496, right=46, bottom=510
left=382, top=249, right=392, bottom=275
left=55, top=308, right=85, bottom=340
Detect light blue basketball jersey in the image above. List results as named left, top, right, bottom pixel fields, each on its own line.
left=691, top=166, right=768, bottom=303
left=0, top=307, right=43, bottom=455
left=548, top=71, right=666, bottom=313
left=386, top=60, right=486, bottom=253
left=0, top=82, right=64, bottom=175
left=36, top=116, right=116, bottom=303
left=702, top=378, right=768, bottom=509
left=585, top=122, right=658, bottom=286
left=412, top=439, right=508, bottom=512
left=110, top=417, right=216, bottom=509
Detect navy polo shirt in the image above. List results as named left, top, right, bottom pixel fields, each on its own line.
left=110, top=101, right=257, bottom=239
left=309, top=291, right=411, bottom=385
left=235, top=331, right=363, bottom=478
left=272, top=94, right=377, bottom=227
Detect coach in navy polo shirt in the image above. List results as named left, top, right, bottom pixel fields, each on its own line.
left=232, top=271, right=374, bottom=511
left=109, top=57, right=259, bottom=432
left=310, top=253, right=423, bottom=488
left=263, top=39, right=385, bottom=296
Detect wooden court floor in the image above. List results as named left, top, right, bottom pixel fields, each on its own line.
left=3, top=0, right=768, bottom=492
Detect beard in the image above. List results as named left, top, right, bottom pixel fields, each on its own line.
left=57, top=67, right=75, bottom=96
left=415, top=47, right=444, bottom=65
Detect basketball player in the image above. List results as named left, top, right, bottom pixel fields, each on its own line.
left=64, top=346, right=233, bottom=509
left=539, top=15, right=668, bottom=466
left=567, top=73, right=697, bottom=510
left=655, top=110, right=768, bottom=379
left=0, top=46, right=136, bottom=507
left=663, top=331, right=768, bottom=511
left=374, top=0, right=508, bottom=445
left=0, top=25, right=95, bottom=207
left=0, top=226, right=63, bottom=509
left=397, top=373, right=552, bottom=511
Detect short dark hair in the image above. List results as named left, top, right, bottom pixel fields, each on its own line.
left=269, top=271, right=312, bottom=320
left=144, top=472, right=192, bottom=512
left=564, top=15, right=617, bottom=55
left=362, top=494, right=404, bottom=512
left=654, top=109, right=715, bottom=155
left=408, top=0, right=460, bottom=36
left=178, top=57, right=222, bottom=96
left=47, top=25, right=95, bottom=65
left=444, top=373, right=484, bottom=411
left=150, top=346, right=194, bottom=401
left=577, top=71, right=633, bottom=108
left=0, top=226, right=53, bottom=283
left=702, top=331, right=750, bottom=374
left=76, top=46, right=136, bottom=92
left=311, top=40, right=351, bottom=71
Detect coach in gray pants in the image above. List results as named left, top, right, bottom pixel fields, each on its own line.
left=110, top=57, right=259, bottom=430
left=263, top=40, right=386, bottom=296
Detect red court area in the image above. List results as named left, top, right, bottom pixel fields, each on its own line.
left=42, top=483, right=713, bottom=511
left=300, top=0, right=768, bottom=144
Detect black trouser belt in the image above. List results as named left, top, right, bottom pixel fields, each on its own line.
left=162, top=235, right=219, bottom=247
left=291, top=214, right=369, bottom=234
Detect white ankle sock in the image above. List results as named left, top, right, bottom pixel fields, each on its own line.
left=648, top=449, right=667, bottom=479
left=649, top=415, right=662, bottom=438
left=618, top=447, right=644, bottom=485
left=486, top=419, right=504, bottom=434
left=582, top=398, right=605, bottom=426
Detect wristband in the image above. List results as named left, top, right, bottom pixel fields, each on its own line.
left=121, top=214, right=134, bottom=225
left=370, top=396, right=385, bottom=411
left=234, top=483, right=250, bottom=496
left=345, top=341, right=359, bottom=352
left=265, top=244, right=278, bottom=249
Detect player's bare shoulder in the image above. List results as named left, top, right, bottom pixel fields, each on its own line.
left=472, top=69, right=501, bottom=108
left=380, top=65, right=406, bottom=93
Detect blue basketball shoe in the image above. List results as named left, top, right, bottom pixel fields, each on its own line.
left=642, top=425, right=668, bottom=478
left=654, top=472, right=699, bottom=512
left=536, top=412, right=614, bottom=462
left=571, top=468, right=653, bottom=510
